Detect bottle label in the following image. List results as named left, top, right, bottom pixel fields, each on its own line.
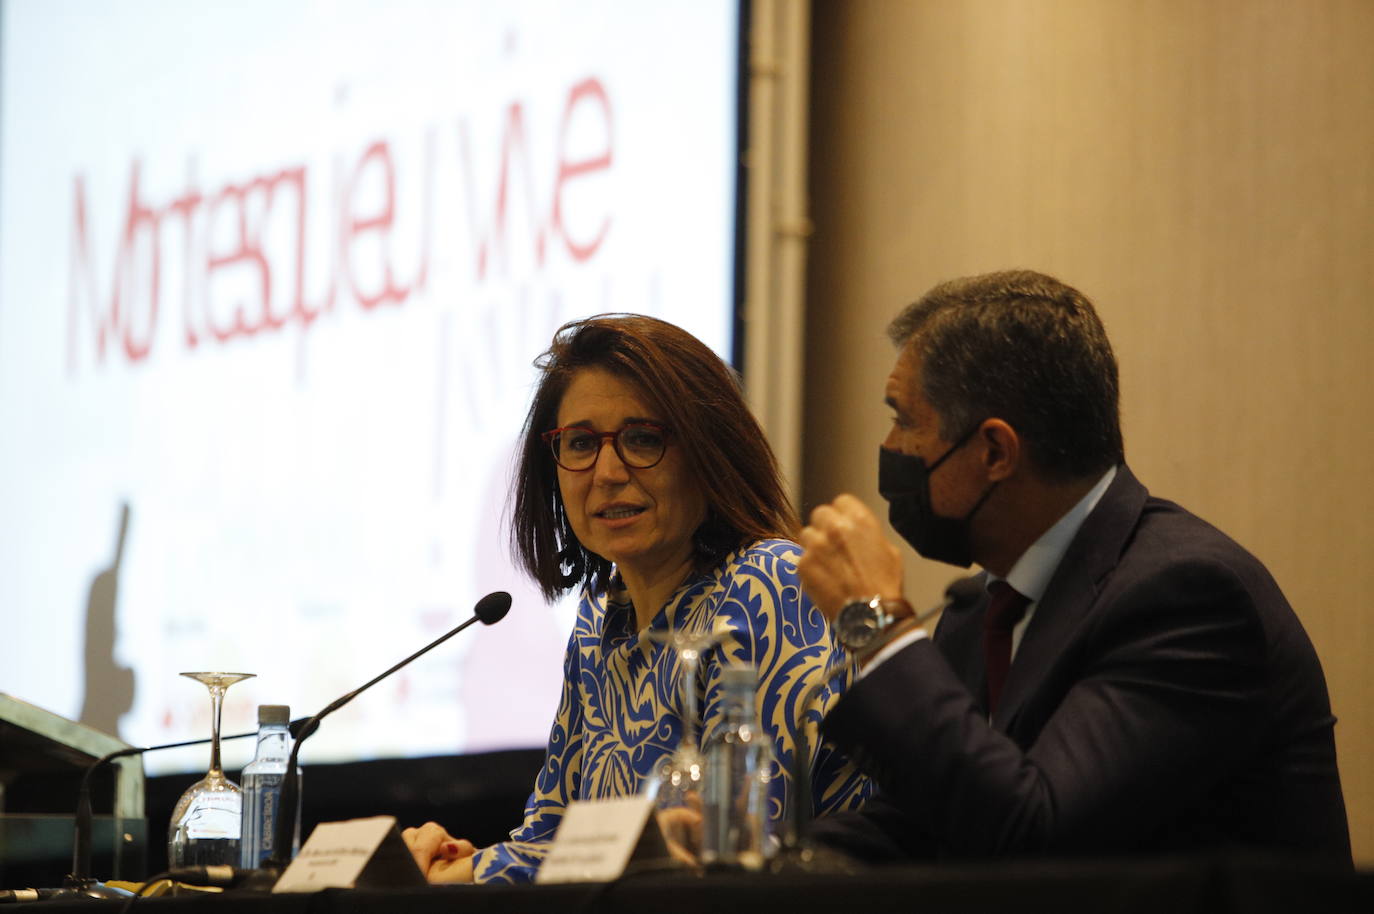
left=260, top=783, right=277, bottom=852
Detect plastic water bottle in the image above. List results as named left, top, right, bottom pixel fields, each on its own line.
left=701, top=664, right=774, bottom=870
left=239, top=704, right=301, bottom=869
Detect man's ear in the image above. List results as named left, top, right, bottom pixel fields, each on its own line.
left=976, top=418, right=1020, bottom=481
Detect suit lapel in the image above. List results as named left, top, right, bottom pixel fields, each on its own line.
left=931, top=570, right=992, bottom=701
left=990, top=465, right=1150, bottom=732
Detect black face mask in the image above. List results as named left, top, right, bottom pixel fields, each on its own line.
left=877, top=427, right=997, bottom=568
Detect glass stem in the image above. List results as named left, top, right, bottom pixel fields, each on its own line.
left=207, top=684, right=225, bottom=776
left=679, top=646, right=700, bottom=751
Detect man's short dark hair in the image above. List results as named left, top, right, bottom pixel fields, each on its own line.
left=887, top=269, right=1124, bottom=480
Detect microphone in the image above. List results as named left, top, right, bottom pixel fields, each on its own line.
left=774, top=576, right=982, bottom=871
left=265, top=591, right=513, bottom=873
left=64, top=865, right=277, bottom=908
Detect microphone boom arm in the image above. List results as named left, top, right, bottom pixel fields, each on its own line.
left=268, top=591, right=512, bottom=870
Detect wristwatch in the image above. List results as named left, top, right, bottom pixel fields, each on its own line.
left=834, top=595, right=915, bottom=656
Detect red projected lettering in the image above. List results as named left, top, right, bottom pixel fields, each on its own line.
left=203, top=174, right=284, bottom=341
left=68, top=166, right=163, bottom=366
left=67, top=76, right=614, bottom=371
left=553, top=77, right=613, bottom=262
left=464, top=75, right=613, bottom=281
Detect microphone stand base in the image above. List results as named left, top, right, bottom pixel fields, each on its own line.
left=232, top=867, right=284, bottom=893
left=767, top=843, right=864, bottom=875
left=61, top=878, right=137, bottom=900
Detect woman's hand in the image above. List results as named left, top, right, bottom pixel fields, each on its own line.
left=655, top=792, right=703, bottom=867
left=400, top=821, right=477, bottom=883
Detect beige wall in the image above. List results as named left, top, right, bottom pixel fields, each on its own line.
left=803, top=0, right=1374, bottom=862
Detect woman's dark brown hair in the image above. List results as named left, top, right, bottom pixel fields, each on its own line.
left=511, top=314, right=798, bottom=600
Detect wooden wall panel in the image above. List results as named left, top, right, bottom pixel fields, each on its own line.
left=805, top=0, right=1374, bottom=862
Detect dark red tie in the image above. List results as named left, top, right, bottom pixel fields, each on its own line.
left=982, top=581, right=1031, bottom=714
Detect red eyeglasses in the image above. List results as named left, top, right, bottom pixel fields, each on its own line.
left=541, top=422, right=671, bottom=471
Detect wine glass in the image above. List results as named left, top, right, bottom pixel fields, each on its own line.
left=644, top=617, right=729, bottom=811
left=168, top=672, right=255, bottom=867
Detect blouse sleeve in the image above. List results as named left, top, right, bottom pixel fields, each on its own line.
left=469, top=597, right=588, bottom=884
left=699, top=541, right=872, bottom=829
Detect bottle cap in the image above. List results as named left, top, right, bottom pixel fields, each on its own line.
left=258, top=704, right=290, bottom=726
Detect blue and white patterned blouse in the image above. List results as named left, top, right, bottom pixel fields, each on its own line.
left=471, top=538, right=873, bottom=883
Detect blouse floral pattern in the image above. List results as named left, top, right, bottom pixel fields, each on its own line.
left=471, top=538, right=872, bottom=883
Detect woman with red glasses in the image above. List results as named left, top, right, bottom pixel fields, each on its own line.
left=403, top=314, right=870, bottom=883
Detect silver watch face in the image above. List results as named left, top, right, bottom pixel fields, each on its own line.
left=836, top=599, right=884, bottom=653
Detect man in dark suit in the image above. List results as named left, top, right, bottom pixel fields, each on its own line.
left=798, top=270, right=1350, bottom=860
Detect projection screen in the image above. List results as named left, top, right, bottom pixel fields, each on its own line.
left=0, top=0, right=743, bottom=774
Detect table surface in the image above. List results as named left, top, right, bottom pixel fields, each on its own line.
left=22, top=853, right=1374, bottom=914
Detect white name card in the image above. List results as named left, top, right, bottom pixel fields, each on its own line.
left=272, top=815, right=426, bottom=893
left=536, top=794, right=676, bottom=884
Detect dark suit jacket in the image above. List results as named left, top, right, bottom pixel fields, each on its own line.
left=812, top=465, right=1350, bottom=862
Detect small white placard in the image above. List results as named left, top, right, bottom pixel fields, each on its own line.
left=272, top=815, right=425, bottom=893
left=536, top=794, right=665, bottom=884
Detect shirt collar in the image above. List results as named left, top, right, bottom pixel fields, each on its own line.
left=599, top=564, right=715, bottom=650
left=992, top=466, right=1116, bottom=603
